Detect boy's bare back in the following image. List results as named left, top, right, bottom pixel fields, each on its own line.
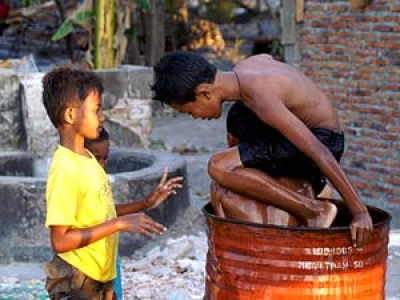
left=234, top=54, right=340, bottom=131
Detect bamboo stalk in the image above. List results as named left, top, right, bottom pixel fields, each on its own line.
left=94, top=0, right=104, bottom=69
left=105, top=0, right=115, bottom=68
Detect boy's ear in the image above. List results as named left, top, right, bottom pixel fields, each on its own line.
left=195, top=83, right=213, bottom=100
left=63, top=107, right=76, bottom=125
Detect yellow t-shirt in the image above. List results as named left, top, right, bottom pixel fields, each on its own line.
left=45, top=145, right=118, bottom=282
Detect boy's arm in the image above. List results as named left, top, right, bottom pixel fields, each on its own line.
left=115, top=201, right=149, bottom=216
left=249, top=94, right=372, bottom=246
left=50, top=213, right=165, bottom=253
left=115, top=169, right=183, bottom=216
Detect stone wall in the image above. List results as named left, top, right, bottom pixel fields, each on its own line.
left=298, top=1, right=400, bottom=213
left=0, top=72, right=25, bottom=151
left=0, top=149, right=189, bottom=263
left=19, top=73, right=59, bottom=158
left=0, top=66, right=155, bottom=156
left=96, top=66, right=154, bottom=148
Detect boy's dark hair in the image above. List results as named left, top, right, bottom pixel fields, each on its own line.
left=151, top=51, right=217, bottom=105
left=42, top=65, right=104, bottom=128
left=84, top=127, right=109, bottom=148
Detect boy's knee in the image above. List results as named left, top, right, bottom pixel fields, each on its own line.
left=208, top=153, right=229, bottom=182
left=208, top=148, right=243, bottom=183
left=210, top=181, right=226, bottom=217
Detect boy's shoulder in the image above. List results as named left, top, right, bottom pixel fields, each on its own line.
left=47, top=147, right=91, bottom=189
left=235, top=54, right=273, bottom=68
left=50, top=146, right=85, bottom=173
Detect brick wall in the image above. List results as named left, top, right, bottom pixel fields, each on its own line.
left=299, top=0, right=400, bottom=213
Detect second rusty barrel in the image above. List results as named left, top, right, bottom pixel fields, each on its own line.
left=202, top=200, right=390, bottom=300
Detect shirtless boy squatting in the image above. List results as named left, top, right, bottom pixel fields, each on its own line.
left=151, top=51, right=373, bottom=248
left=212, top=101, right=340, bottom=226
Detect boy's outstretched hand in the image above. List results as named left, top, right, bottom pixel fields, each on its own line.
left=144, top=168, right=184, bottom=209
left=118, top=213, right=166, bottom=237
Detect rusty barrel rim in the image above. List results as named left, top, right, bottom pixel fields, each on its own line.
left=202, top=198, right=391, bottom=232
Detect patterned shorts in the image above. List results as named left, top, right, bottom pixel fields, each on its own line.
left=44, top=255, right=115, bottom=300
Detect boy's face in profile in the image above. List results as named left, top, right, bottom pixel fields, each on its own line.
left=74, top=91, right=104, bottom=140
left=88, top=140, right=109, bottom=168
left=169, top=94, right=222, bottom=120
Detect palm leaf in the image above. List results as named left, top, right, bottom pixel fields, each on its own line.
left=51, top=20, right=74, bottom=41
left=73, top=10, right=94, bottom=23
left=51, top=9, right=94, bottom=42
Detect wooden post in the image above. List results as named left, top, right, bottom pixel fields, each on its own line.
left=281, top=0, right=300, bottom=66
left=281, top=0, right=296, bottom=45
left=350, top=0, right=370, bottom=10
left=145, top=0, right=165, bottom=66
left=295, top=0, right=304, bottom=22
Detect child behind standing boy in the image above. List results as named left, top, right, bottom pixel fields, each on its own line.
left=85, top=128, right=181, bottom=300
left=43, top=66, right=183, bottom=300
left=84, top=128, right=123, bottom=300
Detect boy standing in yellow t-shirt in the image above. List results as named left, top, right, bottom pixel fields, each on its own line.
left=43, top=66, right=183, bottom=300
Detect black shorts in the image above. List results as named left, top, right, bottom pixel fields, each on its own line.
left=238, top=127, right=345, bottom=195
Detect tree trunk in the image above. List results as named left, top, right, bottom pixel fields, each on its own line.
left=125, top=38, right=142, bottom=65
left=124, top=7, right=142, bottom=65
left=145, top=0, right=164, bottom=66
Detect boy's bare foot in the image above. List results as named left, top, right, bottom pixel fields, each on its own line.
left=307, top=201, right=337, bottom=228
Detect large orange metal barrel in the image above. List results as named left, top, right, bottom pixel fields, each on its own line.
left=202, top=200, right=391, bottom=300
